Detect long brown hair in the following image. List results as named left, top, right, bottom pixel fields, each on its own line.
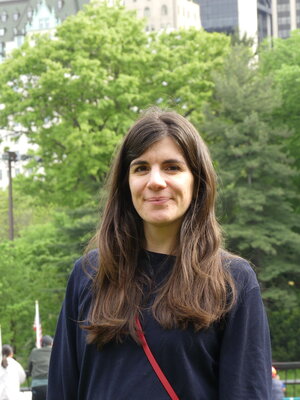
left=84, top=108, right=236, bottom=346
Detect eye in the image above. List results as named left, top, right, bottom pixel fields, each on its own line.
left=132, top=165, right=149, bottom=173
left=165, top=164, right=181, bottom=171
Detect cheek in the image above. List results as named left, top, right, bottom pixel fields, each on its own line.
left=128, top=178, right=142, bottom=202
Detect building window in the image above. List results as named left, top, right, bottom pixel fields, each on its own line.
left=1, top=11, right=8, bottom=22
left=277, top=4, right=290, bottom=11
left=0, top=28, right=6, bottom=36
left=161, top=5, right=168, bottom=15
left=58, top=0, right=64, bottom=9
left=39, top=18, right=50, bottom=29
left=16, top=34, right=24, bottom=46
left=144, top=7, right=151, bottom=17
left=278, top=16, right=291, bottom=24
left=13, top=11, right=20, bottom=21
left=27, top=8, right=33, bottom=18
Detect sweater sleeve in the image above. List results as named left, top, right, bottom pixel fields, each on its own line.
left=218, top=261, right=272, bottom=400
left=47, top=257, right=89, bottom=400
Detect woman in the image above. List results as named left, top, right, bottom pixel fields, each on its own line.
left=48, top=108, right=272, bottom=399
left=0, top=344, right=26, bottom=400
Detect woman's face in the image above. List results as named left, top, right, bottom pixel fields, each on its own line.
left=128, top=136, right=194, bottom=233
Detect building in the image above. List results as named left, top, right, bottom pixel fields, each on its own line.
left=0, top=0, right=200, bottom=60
left=0, top=0, right=90, bottom=60
left=272, top=0, right=300, bottom=38
left=198, top=0, right=272, bottom=44
left=124, top=0, right=201, bottom=31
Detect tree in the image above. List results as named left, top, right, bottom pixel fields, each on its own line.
left=0, top=203, right=97, bottom=365
left=145, top=29, right=230, bottom=124
left=0, top=223, right=65, bottom=364
left=0, top=185, right=55, bottom=241
left=268, top=300, right=300, bottom=361
left=0, top=3, right=231, bottom=207
left=202, top=45, right=300, bottom=309
left=260, top=31, right=300, bottom=211
left=0, top=2, right=151, bottom=207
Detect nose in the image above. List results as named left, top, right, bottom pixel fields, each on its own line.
left=146, top=167, right=167, bottom=190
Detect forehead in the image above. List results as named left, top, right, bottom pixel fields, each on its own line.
left=132, top=136, right=185, bottom=161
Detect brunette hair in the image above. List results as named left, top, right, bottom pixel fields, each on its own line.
left=1, top=344, right=13, bottom=368
left=85, top=108, right=236, bottom=346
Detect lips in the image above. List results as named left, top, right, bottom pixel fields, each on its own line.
left=146, top=196, right=170, bottom=204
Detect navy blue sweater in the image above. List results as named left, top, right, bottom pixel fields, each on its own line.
left=47, top=251, right=272, bottom=399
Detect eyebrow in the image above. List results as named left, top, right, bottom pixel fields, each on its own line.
left=130, top=158, right=186, bottom=168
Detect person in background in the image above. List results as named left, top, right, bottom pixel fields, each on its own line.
left=48, top=108, right=272, bottom=399
left=0, top=344, right=26, bottom=400
left=28, top=335, right=53, bottom=400
left=272, top=366, right=285, bottom=400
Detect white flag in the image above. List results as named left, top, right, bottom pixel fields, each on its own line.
left=33, top=300, right=42, bottom=348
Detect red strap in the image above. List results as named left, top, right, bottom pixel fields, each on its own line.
left=136, top=317, right=179, bottom=400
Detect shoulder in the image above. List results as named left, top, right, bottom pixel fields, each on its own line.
left=73, top=249, right=99, bottom=276
left=8, top=358, right=23, bottom=369
left=29, top=348, right=38, bottom=358
left=63, top=249, right=99, bottom=316
left=222, top=252, right=260, bottom=294
left=69, top=249, right=99, bottom=290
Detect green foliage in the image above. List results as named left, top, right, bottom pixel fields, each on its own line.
left=202, top=45, right=300, bottom=308
left=145, top=29, right=230, bottom=123
left=260, top=31, right=300, bottom=210
left=0, top=3, right=230, bottom=208
left=0, top=185, right=55, bottom=241
left=269, top=304, right=300, bottom=361
left=0, top=3, right=151, bottom=207
left=0, top=223, right=65, bottom=364
left=0, top=202, right=96, bottom=366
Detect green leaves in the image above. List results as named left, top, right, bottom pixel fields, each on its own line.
left=0, top=5, right=231, bottom=207
left=0, top=202, right=97, bottom=364
left=0, top=3, right=150, bottom=207
left=260, top=31, right=300, bottom=210
left=202, top=44, right=300, bottom=303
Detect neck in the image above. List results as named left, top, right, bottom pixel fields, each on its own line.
left=143, top=223, right=179, bottom=255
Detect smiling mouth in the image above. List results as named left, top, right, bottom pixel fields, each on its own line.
left=146, top=197, right=170, bottom=204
